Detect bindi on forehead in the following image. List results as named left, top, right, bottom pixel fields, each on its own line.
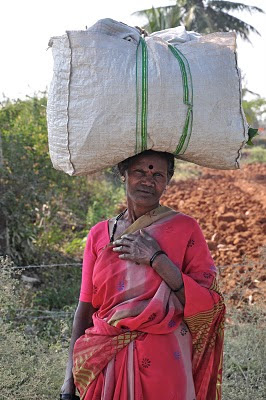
left=148, top=165, right=153, bottom=169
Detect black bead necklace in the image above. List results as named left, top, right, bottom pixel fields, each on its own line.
left=110, top=209, right=127, bottom=243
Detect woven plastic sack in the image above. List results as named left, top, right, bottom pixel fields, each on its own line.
left=47, top=18, right=248, bottom=176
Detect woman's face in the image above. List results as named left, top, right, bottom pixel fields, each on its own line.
left=125, top=153, right=169, bottom=208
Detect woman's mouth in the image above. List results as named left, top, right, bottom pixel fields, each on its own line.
left=137, top=188, right=154, bottom=195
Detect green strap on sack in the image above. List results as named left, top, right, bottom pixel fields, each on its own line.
left=136, top=37, right=148, bottom=153
left=168, top=44, right=193, bottom=155
left=135, top=38, right=193, bottom=156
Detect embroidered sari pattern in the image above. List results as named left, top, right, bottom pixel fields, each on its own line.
left=184, top=299, right=225, bottom=399
left=74, top=329, right=144, bottom=397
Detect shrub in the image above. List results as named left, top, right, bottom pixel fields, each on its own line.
left=0, top=256, right=68, bottom=398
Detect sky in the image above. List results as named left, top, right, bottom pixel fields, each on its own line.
left=0, top=0, right=265, bottom=101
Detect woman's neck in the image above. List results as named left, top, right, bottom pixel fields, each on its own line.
left=125, top=200, right=160, bottom=223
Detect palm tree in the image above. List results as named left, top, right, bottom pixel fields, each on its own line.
left=134, top=0, right=264, bottom=41
left=136, top=4, right=182, bottom=33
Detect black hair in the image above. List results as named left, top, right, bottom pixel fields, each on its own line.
left=118, top=150, right=175, bottom=181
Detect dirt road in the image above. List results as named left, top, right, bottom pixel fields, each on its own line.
left=161, top=163, right=266, bottom=306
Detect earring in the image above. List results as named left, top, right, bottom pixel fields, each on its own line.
left=121, top=176, right=125, bottom=182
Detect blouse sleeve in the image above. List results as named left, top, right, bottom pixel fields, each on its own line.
left=79, top=229, right=97, bottom=303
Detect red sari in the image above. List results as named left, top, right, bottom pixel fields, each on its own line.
left=73, top=210, right=225, bottom=400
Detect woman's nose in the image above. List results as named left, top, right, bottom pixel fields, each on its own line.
left=141, top=173, right=155, bottom=186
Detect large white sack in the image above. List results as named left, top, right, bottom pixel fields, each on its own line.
left=47, top=18, right=248, bottom=176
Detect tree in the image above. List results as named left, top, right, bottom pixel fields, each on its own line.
left=134, top=0, right=264, bottom=40
left=136, top=5, right=182, bottom=33
left=0, top=95, right=89, bottom=264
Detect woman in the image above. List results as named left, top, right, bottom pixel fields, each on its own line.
left=60, top=150, right=225, bottom=400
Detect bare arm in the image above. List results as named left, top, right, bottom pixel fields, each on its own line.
left=151, top=254, right=185, bottom=305
left=61, top=301, right=98, bottom=395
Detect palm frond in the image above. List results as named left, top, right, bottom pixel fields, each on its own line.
left=133, top=5, right=182, bottom=33
left=209, top=1, right=264, bottom=14
left=205, top=6, right=261, bottom=41
left=132, top=4, right=176, bottom=18
left=133, top=0, right=263, bottom=39
left=183, top=5, right=197, bottom=30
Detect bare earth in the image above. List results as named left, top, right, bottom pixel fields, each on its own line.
left=161, top=163, right=266, bottom=307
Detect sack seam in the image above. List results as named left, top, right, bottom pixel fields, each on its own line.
left=66, top=32, right=76, bottom=174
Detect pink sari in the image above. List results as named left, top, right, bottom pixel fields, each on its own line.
left=73, top=208, right=225, bottom=400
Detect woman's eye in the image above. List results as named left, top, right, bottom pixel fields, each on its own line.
left=134, top=170, right=144, bottom=176
left=154, top=173, right=163, bottom=177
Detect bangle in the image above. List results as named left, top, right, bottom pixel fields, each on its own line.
left=150, top=250, right=167, bottom=267
left=172, top=282, right=184, bottom=293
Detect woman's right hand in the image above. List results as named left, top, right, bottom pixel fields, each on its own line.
left=60, top=376, right=75, bottom=396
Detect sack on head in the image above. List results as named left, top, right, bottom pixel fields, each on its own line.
left=47, top=18, right=248, bottom=176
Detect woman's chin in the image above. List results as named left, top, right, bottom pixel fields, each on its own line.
left=132, top=196, right=160, bottom=208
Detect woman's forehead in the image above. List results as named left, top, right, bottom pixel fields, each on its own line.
left=130, top=154, right=167, bottom=170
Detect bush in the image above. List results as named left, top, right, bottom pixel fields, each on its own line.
left=0, top=96, right=90, bottom=265
left=0, top=321, right=67, bottom=399
left=0, top=256, right=68, bottom=398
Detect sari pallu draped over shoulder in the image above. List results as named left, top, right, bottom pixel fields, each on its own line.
left=73, top=206, right=225, bottom=400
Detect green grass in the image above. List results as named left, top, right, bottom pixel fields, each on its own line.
left=241, top=133, right=266, bottom=164
left=241, top=146, right=266, bottom=164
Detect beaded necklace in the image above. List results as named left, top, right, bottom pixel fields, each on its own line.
left=110, top=209, right=127, bottom=243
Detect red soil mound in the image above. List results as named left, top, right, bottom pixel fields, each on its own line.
left=161, top=163, right=266, bottom=307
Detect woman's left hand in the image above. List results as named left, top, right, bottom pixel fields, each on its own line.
left=112, top=230, right=161, bottom=265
